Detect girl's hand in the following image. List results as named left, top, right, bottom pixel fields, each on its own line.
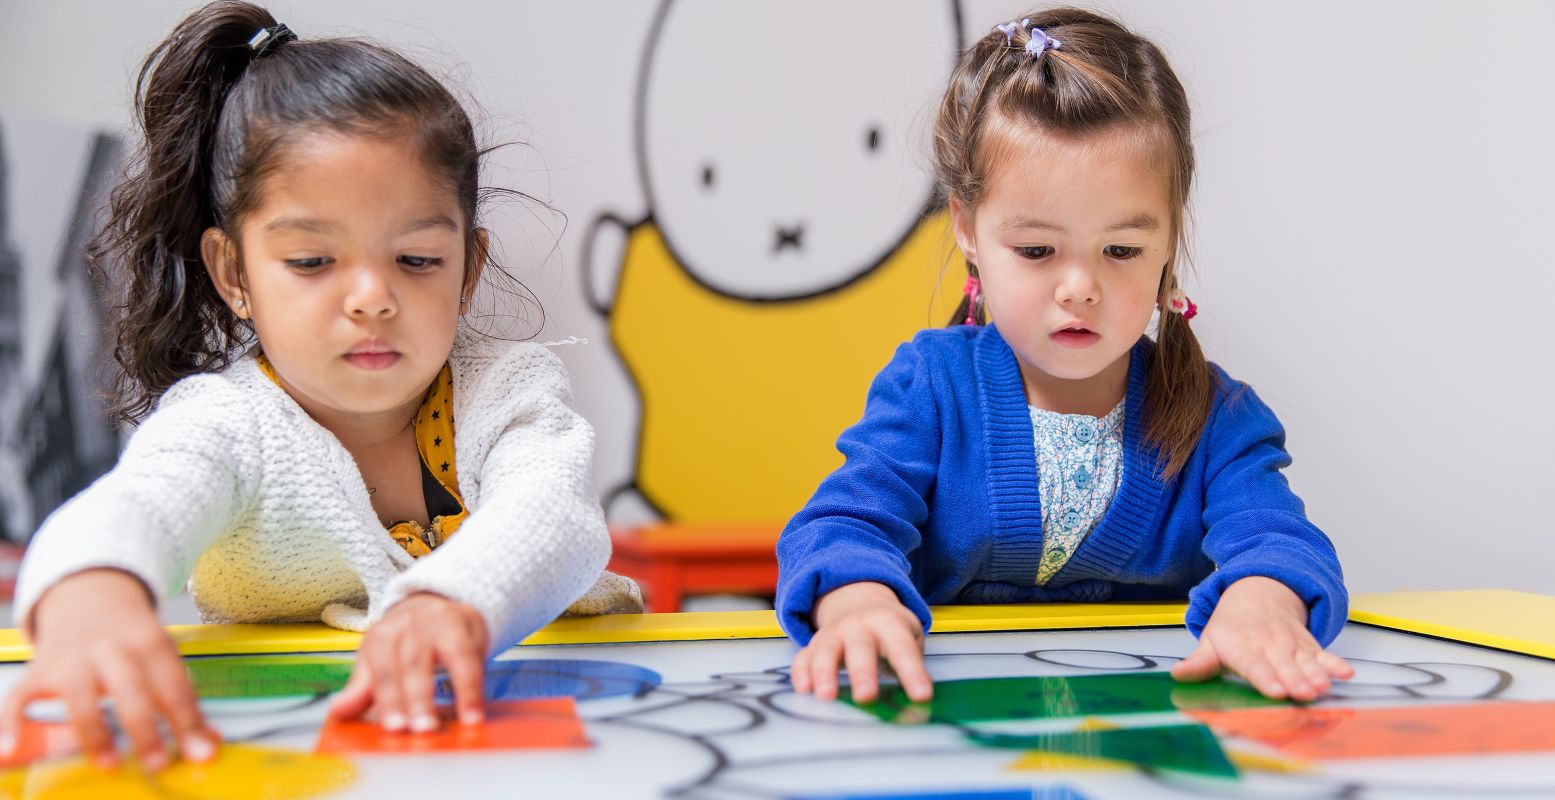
left=0, top=569, right=218, bottom=771
left=328, top=592, right=489, bottom=732
left=1171, top=575, right=1354, bottom=701
left=790, top=582, right=932, bottom=704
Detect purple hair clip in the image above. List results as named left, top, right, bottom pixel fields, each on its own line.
left=996, top=18, right=1031, bottom=46
left=1025, top=27, right=1061, bottom=58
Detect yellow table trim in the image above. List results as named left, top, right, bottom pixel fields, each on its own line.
left=4, top=591, right=1551, bottom=662
left=0, top=602, right=1186, bottom=662
left=1349, top=589, right=1555, bottom=660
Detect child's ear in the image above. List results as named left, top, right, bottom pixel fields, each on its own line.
left=460, top=228, right=490, bottom=316
left=948, top=196, right=978, bottom=265
left=200, top=227, right=248, bottom=318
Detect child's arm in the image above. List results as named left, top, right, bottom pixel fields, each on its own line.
left=330, top=346, right=609, bottom=730
left=11, top=377, right=256, bottom=628
left=1173, top=380, right=1351, bottom=699
left=3, top=378, right=253, bottom=767
left=777, top=341, right=944, bottom=702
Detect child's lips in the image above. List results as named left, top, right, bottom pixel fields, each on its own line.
left=343, top=351, right=401, bottom=370
left=1051, top=327, right=1100, bottom=349
left=344, top=338, right=400, bottom=370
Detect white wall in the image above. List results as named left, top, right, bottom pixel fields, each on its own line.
left=2, top=1, right=1551, bottom=596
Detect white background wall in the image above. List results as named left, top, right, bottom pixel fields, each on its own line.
left=2, top=1, right=1551, bottom=598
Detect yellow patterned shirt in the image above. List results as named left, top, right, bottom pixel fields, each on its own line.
left=256, top=355, right=467, bottom=558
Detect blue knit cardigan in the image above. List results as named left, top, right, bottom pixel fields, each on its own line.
left=775, top=325, right=1346, bottom=646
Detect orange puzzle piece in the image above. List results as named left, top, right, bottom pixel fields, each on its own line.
left=1190, top=700, right=1555, bottom=760
left=315, top=697, right=590, bottom=755
left=0, top=720, right=76, bottom=768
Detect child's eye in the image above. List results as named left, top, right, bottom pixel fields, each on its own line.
left=399, top=255, right=444, bottom=270
left=1015, top=246, right=1053, bottom=260
left=1104, top=245, right=1143, bottom=260
left=285, top=257, right=331, bottom=271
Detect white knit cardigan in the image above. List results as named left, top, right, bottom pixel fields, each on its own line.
left=13, top=336, right=621, bottom=656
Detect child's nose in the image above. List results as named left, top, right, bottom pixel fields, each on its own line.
left=344, top=265, right=397, bottom=319
left=1055, top=260, right=1101, bottom=306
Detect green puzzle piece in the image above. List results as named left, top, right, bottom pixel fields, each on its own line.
left=842, top=672, right=1282, bottom=725
left=186, top=655, right=355, bottom=699
left=969, top=722, right=1239, bottom=779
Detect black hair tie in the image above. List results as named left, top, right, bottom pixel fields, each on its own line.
left=247, top=23, right=297, bottom=59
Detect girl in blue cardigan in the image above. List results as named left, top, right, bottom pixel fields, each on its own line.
left=777, top=8, right=1351, bottom=706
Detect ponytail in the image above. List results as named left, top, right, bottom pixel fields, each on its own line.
left=1145, top=273, right=1215, bottom=479
left=91, top=1, right=277, bottom=423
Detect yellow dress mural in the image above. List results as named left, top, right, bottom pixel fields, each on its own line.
left=611, top=212, right=965, bottom=521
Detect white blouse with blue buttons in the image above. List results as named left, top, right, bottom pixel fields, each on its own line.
left=1028, top=400, right=1125, bottom=586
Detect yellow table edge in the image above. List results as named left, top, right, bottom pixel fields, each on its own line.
left=0, top=601, right=1185, bottom=662
left=1347, top=589, right=1555, bottom=660
left=0, top=590, right=1550, bottom=662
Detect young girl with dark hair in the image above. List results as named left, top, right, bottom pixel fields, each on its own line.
left=1, top=0, right=636, bottom=770
left=778, top=7, right=1350, bottom=707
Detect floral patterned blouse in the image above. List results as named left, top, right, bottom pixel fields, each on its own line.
left=1029, top=400, right=1125, bottom=585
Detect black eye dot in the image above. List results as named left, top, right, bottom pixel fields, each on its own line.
left=866, top=126, right=882, bottom=152
left=701, top=164, right=715, bottom=188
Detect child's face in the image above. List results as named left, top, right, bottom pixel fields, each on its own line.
left=210, top=132, right=478, bottom=422
left=952, top=125, right=1172, bottom=393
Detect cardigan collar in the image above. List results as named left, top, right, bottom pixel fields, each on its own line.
left=229, top=356, right=417, bottom=583
left=973, top=325, right=1167, bottom=586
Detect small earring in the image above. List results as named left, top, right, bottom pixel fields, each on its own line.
left=459, top=295, right=467, bottom=305
left=234, top=298, right=245, bottom=310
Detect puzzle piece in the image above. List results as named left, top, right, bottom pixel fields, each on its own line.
left=0, top=743, right=355, bottom=800
left=315, top=697, right=589, bottom=754
left=969, top=722, right=1238, bottom=779
left=186, top=656, right=354, bottom=699
left=1190, top=700, right=1555, bottom=760
left=434, top=658, right=661, bottom=703
left=844, top=672, right=1280, bottom=725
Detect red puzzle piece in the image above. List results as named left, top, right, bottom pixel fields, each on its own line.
left=0, top=720, right=77, bottom=768
left=316, top=698, right=589, bottom=755
left=1190, top=700, right=1555, bottom=760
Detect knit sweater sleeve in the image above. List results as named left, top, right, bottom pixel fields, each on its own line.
left=1185, top=380, right=1348, bottom=645
left=11, top=376, right=256, bottom=630
left=775, top=340, right=940, bottom=645
left=378, top=346, right=610, bottom=657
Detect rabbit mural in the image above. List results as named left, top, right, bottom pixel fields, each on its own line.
left=586, top=0, right=966, bottom=521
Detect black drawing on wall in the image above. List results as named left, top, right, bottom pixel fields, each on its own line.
left=0, top=121, right=122, bottom=543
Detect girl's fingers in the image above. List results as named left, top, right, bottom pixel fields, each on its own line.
left=144, top=653, right=217, bottom=763
left=397, top=637, right=439, bottom=734
left=98, top=660, right=166, bottom=770
left=329, top=662, right=374, bottom=720
left=807, top=635, right=844, bottom=702
left=0, top=677, right=43, bottom=757
left=440, top=639, right=486, bottom=726
left=1170, top=639, right=1223, bottom=683
left=1294, top=649, right=1331, bottom=697
left=1316, top=649, right=1355, bottom=679
left=1237, top=655, right=1286, bottom=699
left=877, top=627, right=932, bottom=703
left=840, top=635, right=880, bottom=703
left=364, top=642, right=407, bottom=732
left=1267, top=647, right=1315, bottom=702
left=789, top=647, right=813, bottom=694
left=62, top=678, right=116, bottom=769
